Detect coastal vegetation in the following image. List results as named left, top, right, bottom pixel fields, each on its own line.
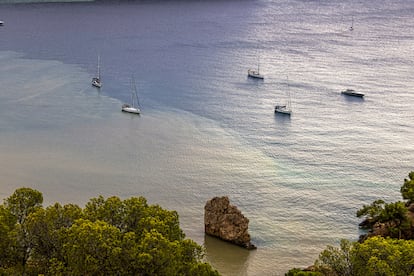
left=287, top=171, right=414, bottom=276
left=2, top=173, right=413, bottom=275
left=0, top=188, right=219, bottom=275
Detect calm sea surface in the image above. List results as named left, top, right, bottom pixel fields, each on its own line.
left=1, top=0, right=414, bottom=274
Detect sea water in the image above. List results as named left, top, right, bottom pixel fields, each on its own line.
left=0, top=0, right=413, bottom=275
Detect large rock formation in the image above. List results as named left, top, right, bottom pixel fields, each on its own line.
left=204, top=196, right=256, bottom=249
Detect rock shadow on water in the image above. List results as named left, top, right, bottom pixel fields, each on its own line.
left=204, top=234, right=253, bottom=275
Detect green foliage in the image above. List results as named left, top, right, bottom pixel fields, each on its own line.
left=84, top=195, right=185, bottom=242
left=122, top=196, right=149, bottom=232
left=288, top=172, right=414, bottom=276
left=4, top=187, right=43, bottom=224
left=0, top=206, right=18, bottom=270
left=352, top=236, right=414, bottom=276
left=378, top=201, right=407, bottom=222
left=401, top=171, right=414, bottom=203
left=0, top=188, right=219, bottom=275
left=285, top=268, right=322, bottom=276
left=2, top=187, right=44, bottom=274
left=57, top=219, right=124, bottom=275
left=25, top=202, right=84, bottom=273
left=356, top=199, right=386, bottom=228
left=84, top=195, right=126, bottom=229
left=357, top=200, right=410, bottom=238
left=312, top=237, right=414, bottom=276
left=188, top=262, right=221, bottom=276
left=356, top=199, right=385, bottom=219
left=380, top=201, right=410, bottom=238
left=356, top=172, right=414, bottom=240
left=138, top=204, right=184, bottom=241
left=314, top=239, right=353, bottom=276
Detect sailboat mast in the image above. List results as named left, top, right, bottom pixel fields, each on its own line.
left=131, top=76, right=140, bottom=108
left=287, top=77, right=291, bottom=109
left=350, top=16, right=354, bottom=31
left=130, top=78, right=135, bottom=107
left=97, top=55, right=101, bottom=79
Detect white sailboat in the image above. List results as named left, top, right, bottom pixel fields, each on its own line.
left=248, top=57, right=264, bottom=79
left=122, top=77, right=141, bottom=115
left=275, top=78, right=292, bottom=115
left=92, top=55, right=102, bottom=88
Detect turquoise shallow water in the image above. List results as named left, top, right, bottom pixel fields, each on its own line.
left=1, top=0, right=414, bottom=274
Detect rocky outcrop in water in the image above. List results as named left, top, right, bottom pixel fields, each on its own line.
left=204, top=196, right=256, bottom=249
left=358, top=203, right=414, bottom=242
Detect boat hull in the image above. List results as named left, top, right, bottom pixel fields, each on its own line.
left=248, top=69, right=264, bottom=79
left=92, top=78, right=102, bottom=88
left=122, top=106, right=140, bottom=114
left=341, top=90, right=364, bottom=97
left=275, top=106, right=291, bottom=115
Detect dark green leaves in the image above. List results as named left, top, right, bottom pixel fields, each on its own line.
left=0, top=188, right=219, bottom=275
